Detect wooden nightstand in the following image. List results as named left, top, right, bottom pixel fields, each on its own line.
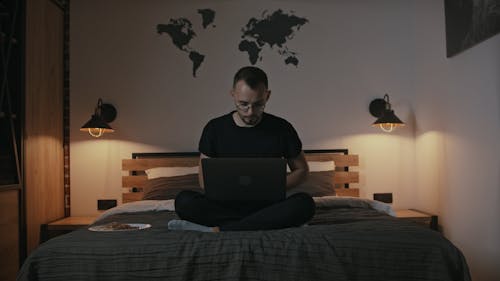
left=395, top=209, right=438, bottom=231
left=40, top=216, right=97, bottom=242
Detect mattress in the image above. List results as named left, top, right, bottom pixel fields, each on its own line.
left=17, top=198, right=471, bottom=281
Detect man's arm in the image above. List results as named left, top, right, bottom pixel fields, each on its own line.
left=286, top=151, right=309, bottom=189
left=198, top=153, right=209, bottom=189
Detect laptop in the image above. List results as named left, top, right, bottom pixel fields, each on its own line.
left=201, top=158, right=286, bottom=202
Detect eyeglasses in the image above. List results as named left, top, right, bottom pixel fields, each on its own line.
left=235, top=102, right=266, bottom=112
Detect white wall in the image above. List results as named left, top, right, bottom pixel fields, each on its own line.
left=71, top=0, right=416, bottom=216
left=70, top=1, right=500, bottom=279
left=413, top=1, right=500, bottom=281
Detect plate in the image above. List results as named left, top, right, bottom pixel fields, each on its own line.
left=88, top=222, right=152, bottom=232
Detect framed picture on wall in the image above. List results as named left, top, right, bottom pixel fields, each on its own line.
left=445, top=0, right=500, bottom=57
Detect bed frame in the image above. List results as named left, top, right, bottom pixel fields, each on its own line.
left=122, top=149, right=359, bottom=203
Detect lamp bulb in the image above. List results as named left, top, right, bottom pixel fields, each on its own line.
left=379, top=123, right=395, bottom=133
left=88, top=128, right=104, bottom=138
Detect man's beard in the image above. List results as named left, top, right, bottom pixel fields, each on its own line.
left=238, top=112, right=262, bottom=126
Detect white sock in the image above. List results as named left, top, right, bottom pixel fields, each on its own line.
left=168, top=219, right=214, bottom=232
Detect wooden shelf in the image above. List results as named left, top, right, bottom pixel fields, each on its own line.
left=47, top=216, right=97, bottom=231
left=41, top=216, right=97, bottom=243
left=395, top=209, right=438, bottom=230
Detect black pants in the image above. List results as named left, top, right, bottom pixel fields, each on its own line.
left=174, top=190, right=316, bottom=231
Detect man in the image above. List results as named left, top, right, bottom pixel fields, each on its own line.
left=168, top=66, right=315, bottom=232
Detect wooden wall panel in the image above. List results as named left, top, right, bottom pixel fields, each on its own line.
left=0, top=190, right=20, bottom=281
left=25, top=0, right=65, bottom=254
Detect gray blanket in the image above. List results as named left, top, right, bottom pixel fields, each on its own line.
left=18, top=207, right=471, bottom=281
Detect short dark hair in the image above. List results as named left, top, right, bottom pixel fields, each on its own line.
left=233, top=66, right=268, bottom=89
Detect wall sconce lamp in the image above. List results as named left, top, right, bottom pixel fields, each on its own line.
left=369, top=94, right=405, bottom=133
left=80, top=98, right=117, bottom=138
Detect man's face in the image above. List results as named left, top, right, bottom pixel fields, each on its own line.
left=231, top=80, right=270, bottom=126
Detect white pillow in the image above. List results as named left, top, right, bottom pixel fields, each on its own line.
left=308, top=161, right=335, bottom=171
left=145, top=166, right=199, bottom=179
left=287, top=161, right=335, bottom=172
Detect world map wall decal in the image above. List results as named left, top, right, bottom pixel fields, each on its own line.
left=157, top=9, right=309, bottom=77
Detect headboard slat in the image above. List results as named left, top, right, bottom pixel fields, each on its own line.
left=122, top=158, right=199, bottom=171
left=122, top=176, right=148, bottom=187
left=304, top=154, right=358, bottom=167
left=123, top=154, right=359, bottom=170
left=335, top=171, right=359, bottom=184
left=123, top=192, right=143, bottom=203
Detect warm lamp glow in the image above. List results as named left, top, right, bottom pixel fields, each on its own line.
left=374, top=123, right=405, bottom=133
left=89, top=128, right=103, bottom=138
left=86, top=127, right=114, bottom=138
left=369, top=94, right=405, bottom=133
left=80, top=98, right=117, bottom=138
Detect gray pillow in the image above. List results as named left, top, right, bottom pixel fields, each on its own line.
left=142, top=174, right=202, bottom=200
left=287, top=171, right=335, bottom=197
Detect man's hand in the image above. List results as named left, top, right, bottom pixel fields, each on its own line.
left=198, top=153, right=210, bottom=188
left=286, top=151, right=309, bottom=189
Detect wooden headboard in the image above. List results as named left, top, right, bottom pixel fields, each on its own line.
left=122, top=149, right=359, bottom=203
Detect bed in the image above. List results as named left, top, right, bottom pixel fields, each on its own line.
left=17, top=150, right=471, bottom=281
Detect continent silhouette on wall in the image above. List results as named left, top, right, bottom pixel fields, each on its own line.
left=198, top=9, right=216, bottom=29
left=239, top=10, right=308, bottom=66
left=157, top=8, right=216, bottom=77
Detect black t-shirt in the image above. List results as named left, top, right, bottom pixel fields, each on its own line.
left=199, top=111, right=302, bottom=158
